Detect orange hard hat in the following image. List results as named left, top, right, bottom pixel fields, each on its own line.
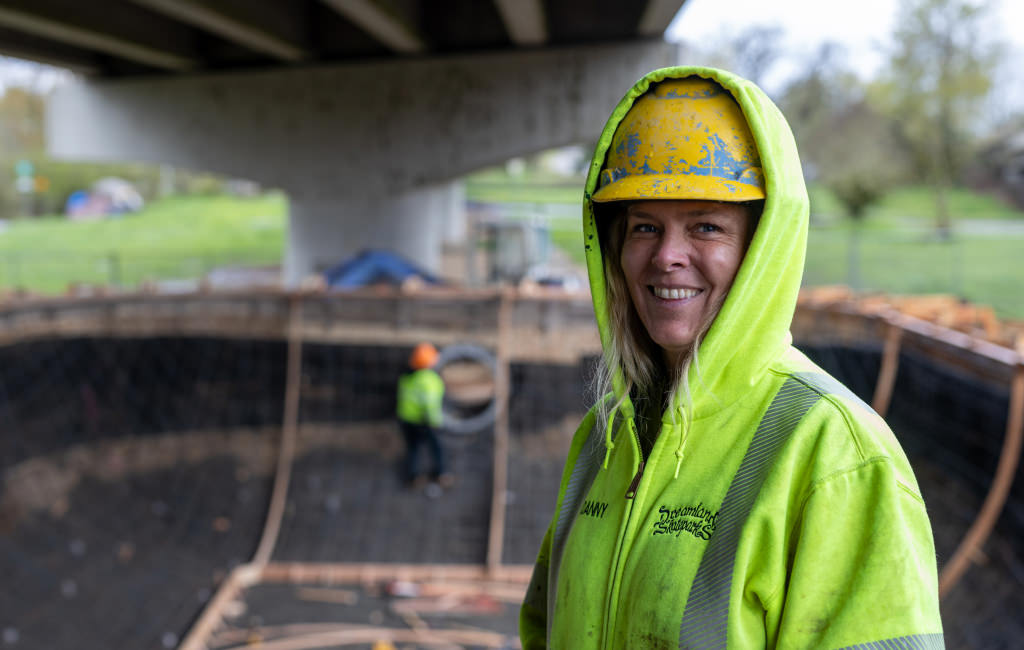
left=409, top=342, right=439, bottom=370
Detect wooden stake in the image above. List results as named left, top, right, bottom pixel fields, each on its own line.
left=253, top=294, right=304, bottom=566
left=485, top=290, right=512, bottom=574
left=178, top=564, right=261, bottom=650
left=179, top=295, right=306, bottom=650
left=939, top=363, right=1024, bottom=598
left=871, top=317, right=903, bottom=417
left=211, top=625, right=508, bottom=650
left=259, top=562, right=533, bottom=584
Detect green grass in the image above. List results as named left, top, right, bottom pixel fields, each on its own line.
left=802, top=185, right=1024, bottom=317
left=550, top=224, right=588, bottom=267
left=807, top=184, right=844, bottom=220
left=466, top=181, right=581, bottom=205
left=803, top=224, right=1024, bottom=318
left=0, top=193, right=285, bottom=292
left=874, top=185, right=1024, bottom=220
left=465, top=167, right=583, bottom=204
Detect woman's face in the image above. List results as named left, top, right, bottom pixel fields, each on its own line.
left=619, top=200, right=752, bottom=364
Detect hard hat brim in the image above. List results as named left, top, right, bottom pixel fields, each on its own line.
left=592, top=172, right=765, bottom=204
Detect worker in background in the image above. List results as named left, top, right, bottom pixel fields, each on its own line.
left=396, top=342, right=453, bottom=493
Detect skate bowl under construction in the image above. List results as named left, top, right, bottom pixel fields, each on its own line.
left=0, top=288, right=1021, bottom=649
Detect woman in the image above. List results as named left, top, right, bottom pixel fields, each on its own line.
left=520, top=68, right=944, bottom=649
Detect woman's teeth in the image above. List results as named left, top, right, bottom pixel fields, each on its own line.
left=653, top=287, right=699, bottom=300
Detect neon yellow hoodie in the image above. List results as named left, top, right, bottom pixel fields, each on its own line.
left=520, top=67, right=944, bottom=649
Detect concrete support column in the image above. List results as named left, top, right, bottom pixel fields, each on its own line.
left=285, top=181, right=460, bottom=285
left=442, top=181, right=467, bottom=246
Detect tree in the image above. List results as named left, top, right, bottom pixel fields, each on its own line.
left=726, top=25, right=785, bottom=90
left=0, top=86, right=46, bottom=217
left=779, top=43, right=847, bottom=160
left=873, top=0, right=1002, bottom=238
left=679, top=24, right=784, bottom=91
left=818, top=101, right=911, bottom=288
left=782, top=47, right=911, bottom=288
left=0, top=86, right=45, bottom=155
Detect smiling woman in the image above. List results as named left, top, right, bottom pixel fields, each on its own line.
left=520, top=68, right=945, bottom=649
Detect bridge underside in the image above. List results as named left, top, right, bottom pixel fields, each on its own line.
left=0, top=0, right=686, bottom=78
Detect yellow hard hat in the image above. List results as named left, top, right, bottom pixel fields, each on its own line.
left=592, top=77, right=765, bottom=203
left=409, top=342, right=439, bottom=370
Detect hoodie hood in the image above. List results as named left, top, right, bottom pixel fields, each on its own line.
left=583, top=66, right=809, bottom=418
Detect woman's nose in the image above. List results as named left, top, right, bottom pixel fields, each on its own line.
left=651, top=231, right=692, bottom=270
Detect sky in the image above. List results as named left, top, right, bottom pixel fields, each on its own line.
left=666, top=0, right=1024, bottom=108
left=0, top=56, right=69, bottom=95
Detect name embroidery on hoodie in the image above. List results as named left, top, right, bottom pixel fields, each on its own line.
left=652, top=503, right=718, bottom=540
left=579, top=500, right=609, bottom=519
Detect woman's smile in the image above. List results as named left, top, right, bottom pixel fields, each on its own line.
left=650, top=286, right=702, bottom=301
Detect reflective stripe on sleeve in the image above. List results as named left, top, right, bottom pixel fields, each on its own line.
left=546, top=414, right=608, bottom=644
left=837, top=632, right=946, bottom=650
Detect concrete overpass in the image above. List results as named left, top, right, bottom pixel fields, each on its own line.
left=0, top=0, right=687, bottom=283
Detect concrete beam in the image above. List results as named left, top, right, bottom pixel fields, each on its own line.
left=130, top=0, right=308, bottom=62
left=49, top=40, right=672, bottom=195
left=0, top=27, right=100, bottom=75
left=638, top=0, right=688, bottom=36
left=493, top=0, right=547, bottom=46
left=0, top=47, right=95, bottom=76
left=0, top=0, right=198, bottom=71
left=320, top=0, right=425, bottom=54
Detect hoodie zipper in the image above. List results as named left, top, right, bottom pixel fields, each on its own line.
left=624, top=459, right=644, bottom=499
left=602, top=419, right=645, bottom=648
left=624, top=417, right=645, bottom=499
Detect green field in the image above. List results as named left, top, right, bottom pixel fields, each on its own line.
left=2, top=184, right=1022, bottom=320
left=802, top=224, right=1024, bottom=315
left=0, top=193, right=285, bottom=292
left=466, top=174, right=581, bottom=204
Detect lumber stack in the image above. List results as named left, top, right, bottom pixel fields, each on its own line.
left=799, top=286, right=1024, bottom=354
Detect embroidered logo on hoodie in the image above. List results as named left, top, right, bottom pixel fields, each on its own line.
left=653, top=503, right=718, bottom=540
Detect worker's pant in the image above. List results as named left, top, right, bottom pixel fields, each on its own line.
left=398, top=420, right=446, bottom=483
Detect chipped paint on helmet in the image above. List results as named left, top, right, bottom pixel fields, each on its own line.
left=593, top=77, right=765, bottom=203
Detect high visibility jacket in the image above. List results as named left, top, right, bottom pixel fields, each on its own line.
left=396, top=368, right=444, bottom=427
left=520, top=67, right=944, bottom=649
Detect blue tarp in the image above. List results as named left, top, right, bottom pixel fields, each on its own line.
left=323, top=249, right=441, bottom=288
